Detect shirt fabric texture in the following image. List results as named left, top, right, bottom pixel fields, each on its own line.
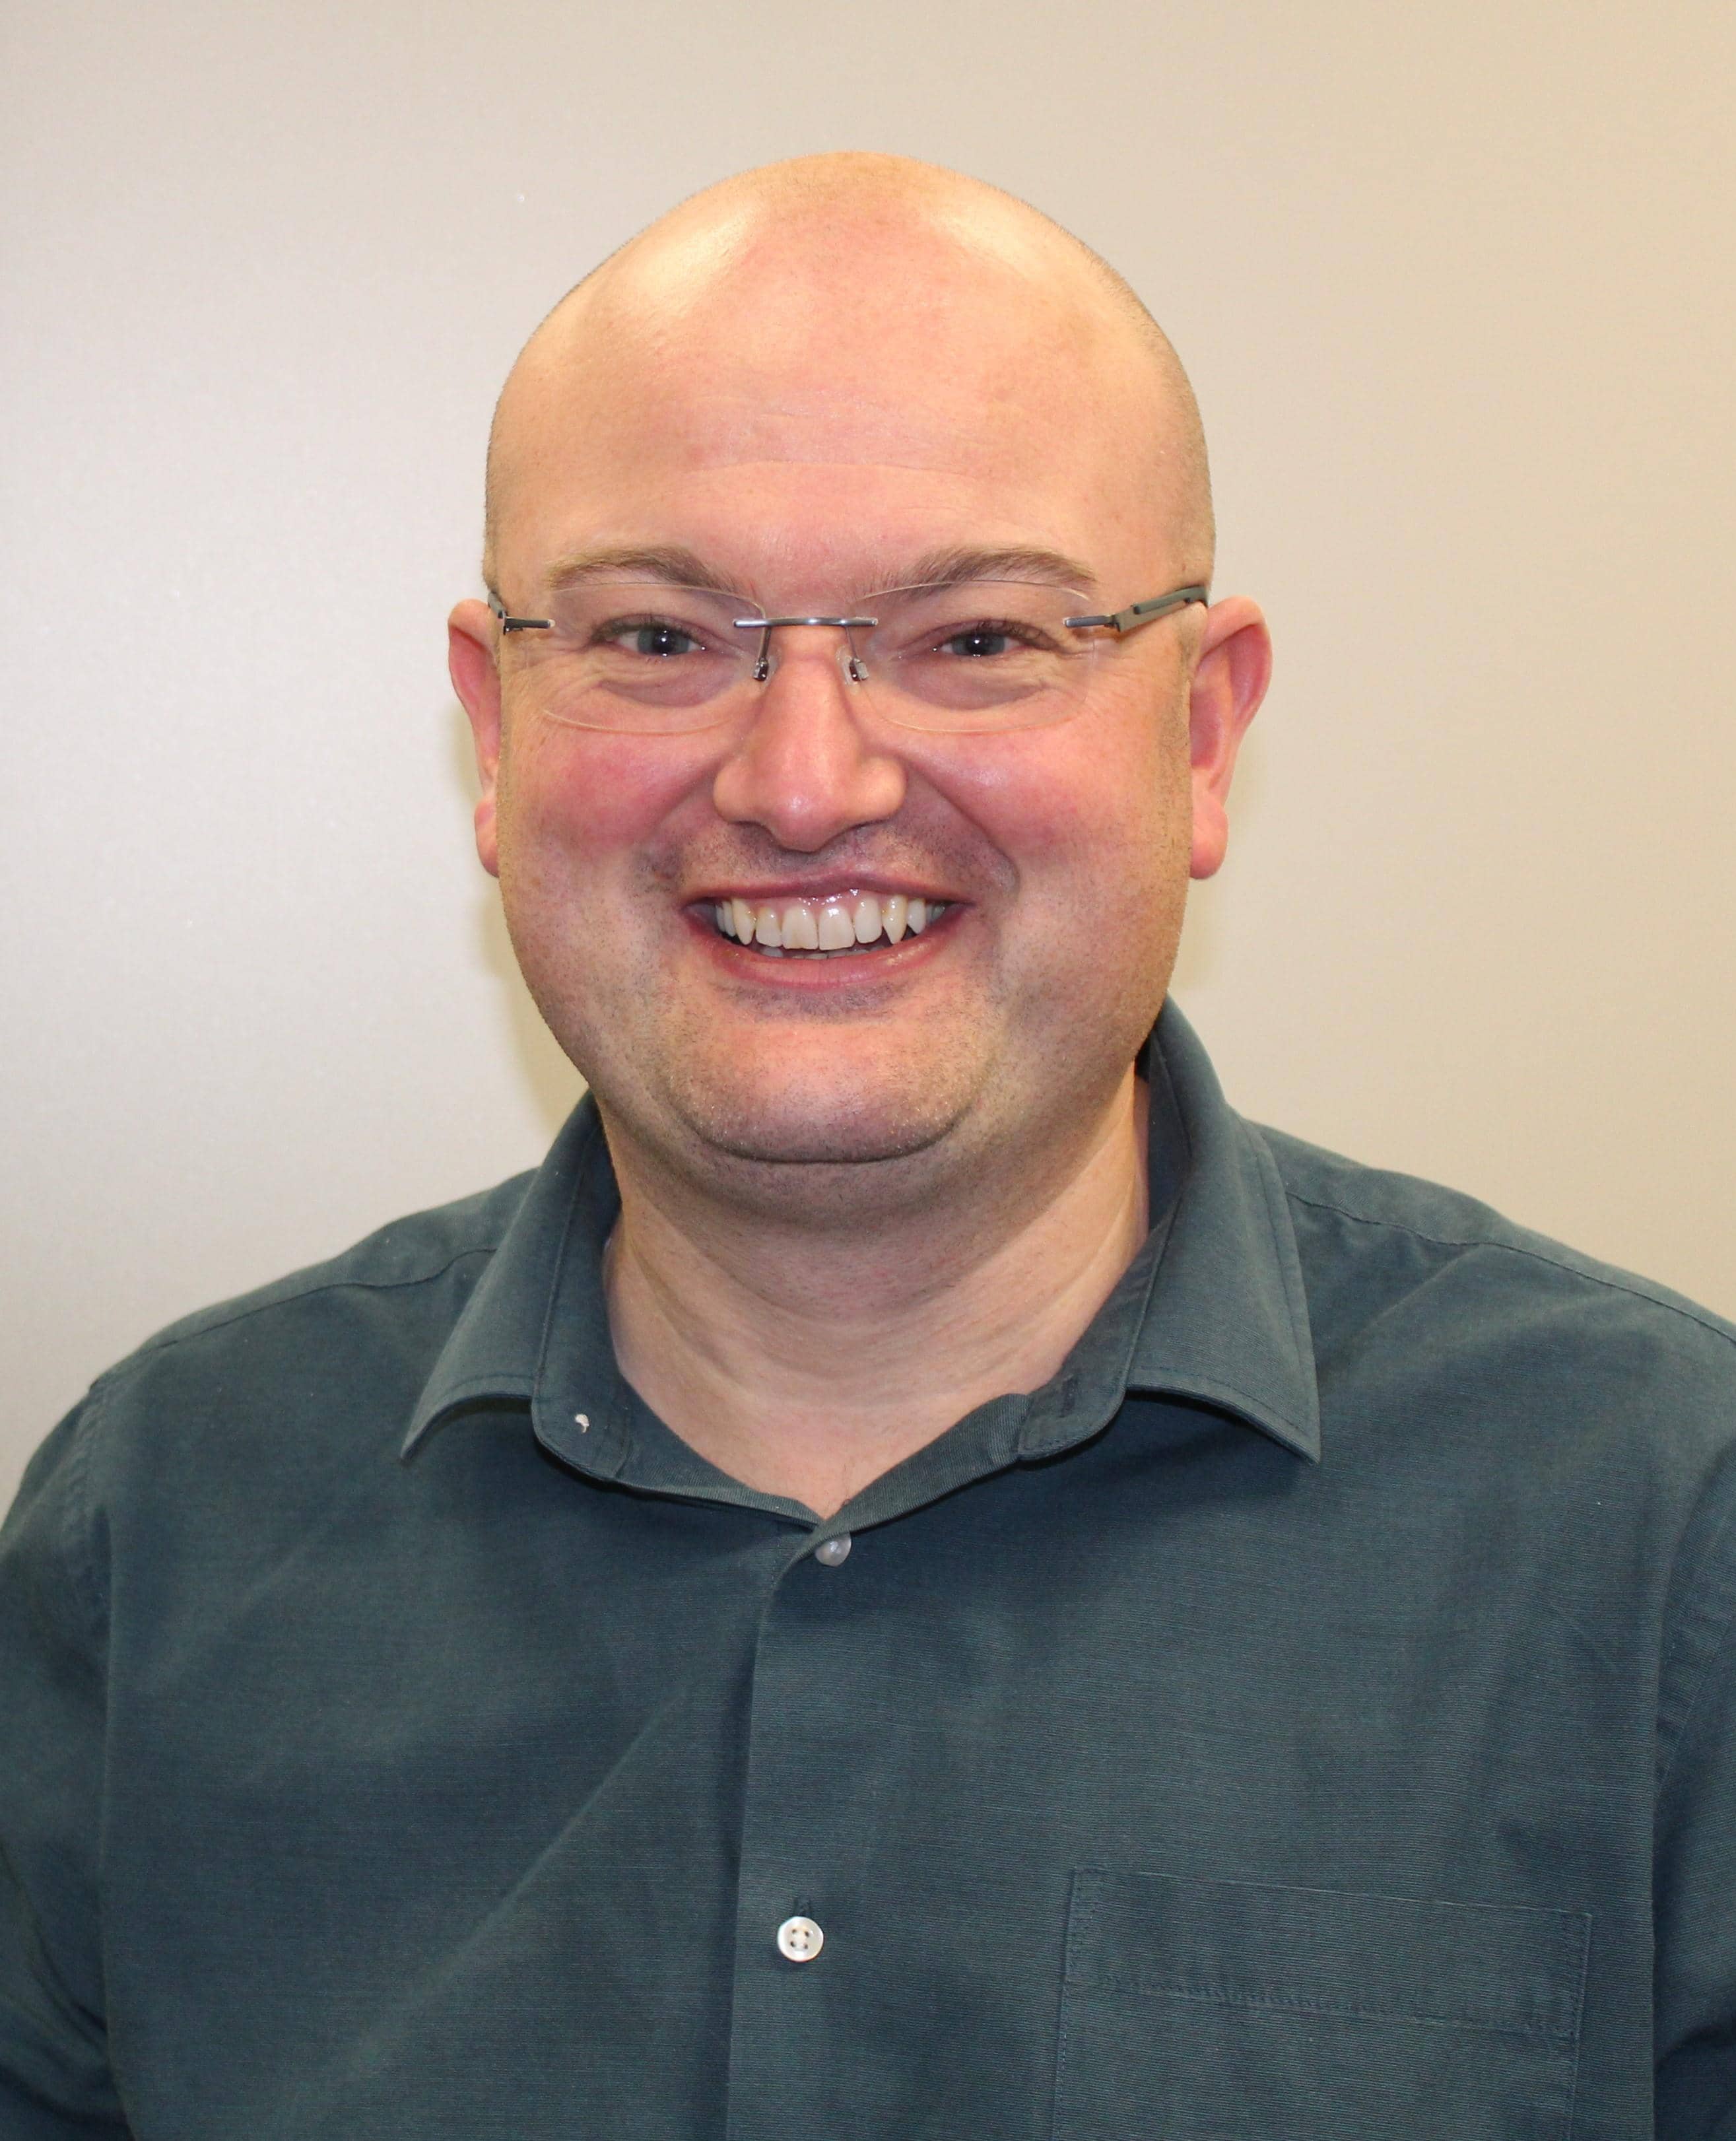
left=4, top=1003, right=1736, bottom=2139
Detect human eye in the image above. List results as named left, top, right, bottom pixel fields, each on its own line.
left=592, top=611, right=712, bottom=661
left=931, top=616, right=1052, bottom=661
left=877, top=580, right=1073, bottom=665
left=535, top=584, right=744, bottom=716
left=869, top=582, right=1082, bottom=716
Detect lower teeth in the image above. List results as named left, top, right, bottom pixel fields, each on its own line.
left=752, top=942, right=875, bottom=959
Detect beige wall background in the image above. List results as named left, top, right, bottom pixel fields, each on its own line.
left=3, top=0, right=1732, bottom=1507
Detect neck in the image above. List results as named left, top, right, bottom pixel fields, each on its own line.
left=600, top=1071, right=1152, bottom=1518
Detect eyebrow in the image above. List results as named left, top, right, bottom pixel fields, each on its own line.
left=537, top=542, right=1101, bottom=601
left=542, top=545, right=742, bottom=595
left=894, top=546, right=1099, bottom=595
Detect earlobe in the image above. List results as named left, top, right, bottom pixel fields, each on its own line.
left=1186, top=597, right=1272, bottom=881
left=449, top=601, right=504, bottom=879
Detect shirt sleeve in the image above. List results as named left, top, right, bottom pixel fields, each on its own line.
left=1654, top=1495, right=1736, bottom=2139
left=0, top=1401, right=132, bottom=2136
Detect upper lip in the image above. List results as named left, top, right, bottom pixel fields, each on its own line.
left=687, top=875, right=958, bottom=904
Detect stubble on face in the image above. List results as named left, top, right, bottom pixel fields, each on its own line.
left=496, top=718, right=1193, bottom=1233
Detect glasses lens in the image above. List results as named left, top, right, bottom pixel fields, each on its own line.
left=858, top=582, right=1098, bottom=731
left=502, top=582, right=759, bottom=731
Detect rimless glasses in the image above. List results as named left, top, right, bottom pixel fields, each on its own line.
left=486, top=578, right=1209, bottom=735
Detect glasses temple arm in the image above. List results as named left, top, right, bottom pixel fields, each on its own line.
left=487, top=593, right=552, bottom=633
left=1063, top=584, right=1211, bottom=633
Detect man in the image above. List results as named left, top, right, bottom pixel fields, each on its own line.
left=3, top=153, right=1733, bottom=2138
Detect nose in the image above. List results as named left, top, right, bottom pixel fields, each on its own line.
left=711, top=628, right=907, bottom=852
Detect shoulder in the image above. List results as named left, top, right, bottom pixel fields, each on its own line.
left=1250, top=1126, right=1736, bottom=1818
left=112, top=1170, right=536, bottom=1373
left=67, top=1171, right=538, bottom=1488
left=1261, top=1122, right=1734, bottom=1334
left=1255, top=1121, right=1736, bottom=1459
left=4, top=1169, right=540, bottom=1623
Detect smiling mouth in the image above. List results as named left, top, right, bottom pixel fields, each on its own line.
left=707, top=891, right=949, bottom=959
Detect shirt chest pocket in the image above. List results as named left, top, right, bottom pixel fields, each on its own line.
left=1053, top=1870, right=1589, bottom=2141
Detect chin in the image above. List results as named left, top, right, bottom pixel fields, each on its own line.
left=661, top=1054, right=972, bottom=1173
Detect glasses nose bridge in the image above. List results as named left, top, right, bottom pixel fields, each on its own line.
left=735, top=611, right=877, bottom=685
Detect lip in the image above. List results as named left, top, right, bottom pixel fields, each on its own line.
left=683, top=900, right=960, bottom=989
left=684, top=875, right=958, bottom=906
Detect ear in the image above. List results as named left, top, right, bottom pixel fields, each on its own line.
left=1186, top=595, right=1272, bottom=880
left=449, top=599, right=504, bottom=879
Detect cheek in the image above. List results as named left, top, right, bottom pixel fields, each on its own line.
left=922, top=702, right=1187, bottom=889
left=496, top=714, right=710, bottom=881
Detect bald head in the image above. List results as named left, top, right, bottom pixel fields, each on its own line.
left=482, top=153, right=1212, bottom=595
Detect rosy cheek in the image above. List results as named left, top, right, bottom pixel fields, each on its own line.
left=916, top=720, right=1171, bottom=871
left=506, top=718, right=716, bottom=856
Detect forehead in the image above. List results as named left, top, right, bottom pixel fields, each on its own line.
left=492, top=218, right=1176, bottom=590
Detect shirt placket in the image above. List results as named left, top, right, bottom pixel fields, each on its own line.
left=722, top=1518, right=877, bottom=2140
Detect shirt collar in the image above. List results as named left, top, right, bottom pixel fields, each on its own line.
left=1123, top=1002, right=1319, bottom=1460
left=403, top=1000, right=1319, bottom=1468
left=403, top=1101, right=618, bottom=1454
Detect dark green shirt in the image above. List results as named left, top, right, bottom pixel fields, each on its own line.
left=5, top=1005, right=1736, bottom=2138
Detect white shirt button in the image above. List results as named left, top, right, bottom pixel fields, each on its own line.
left=777, top=1914, right=824, bottom=1962
left=813, top=1533, right=851, bottom=1566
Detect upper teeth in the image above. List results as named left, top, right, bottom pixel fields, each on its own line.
left=712, top=893, right=943, bottom=952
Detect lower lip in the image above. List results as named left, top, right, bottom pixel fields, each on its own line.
left=685, top=906, right=960, bottom=988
